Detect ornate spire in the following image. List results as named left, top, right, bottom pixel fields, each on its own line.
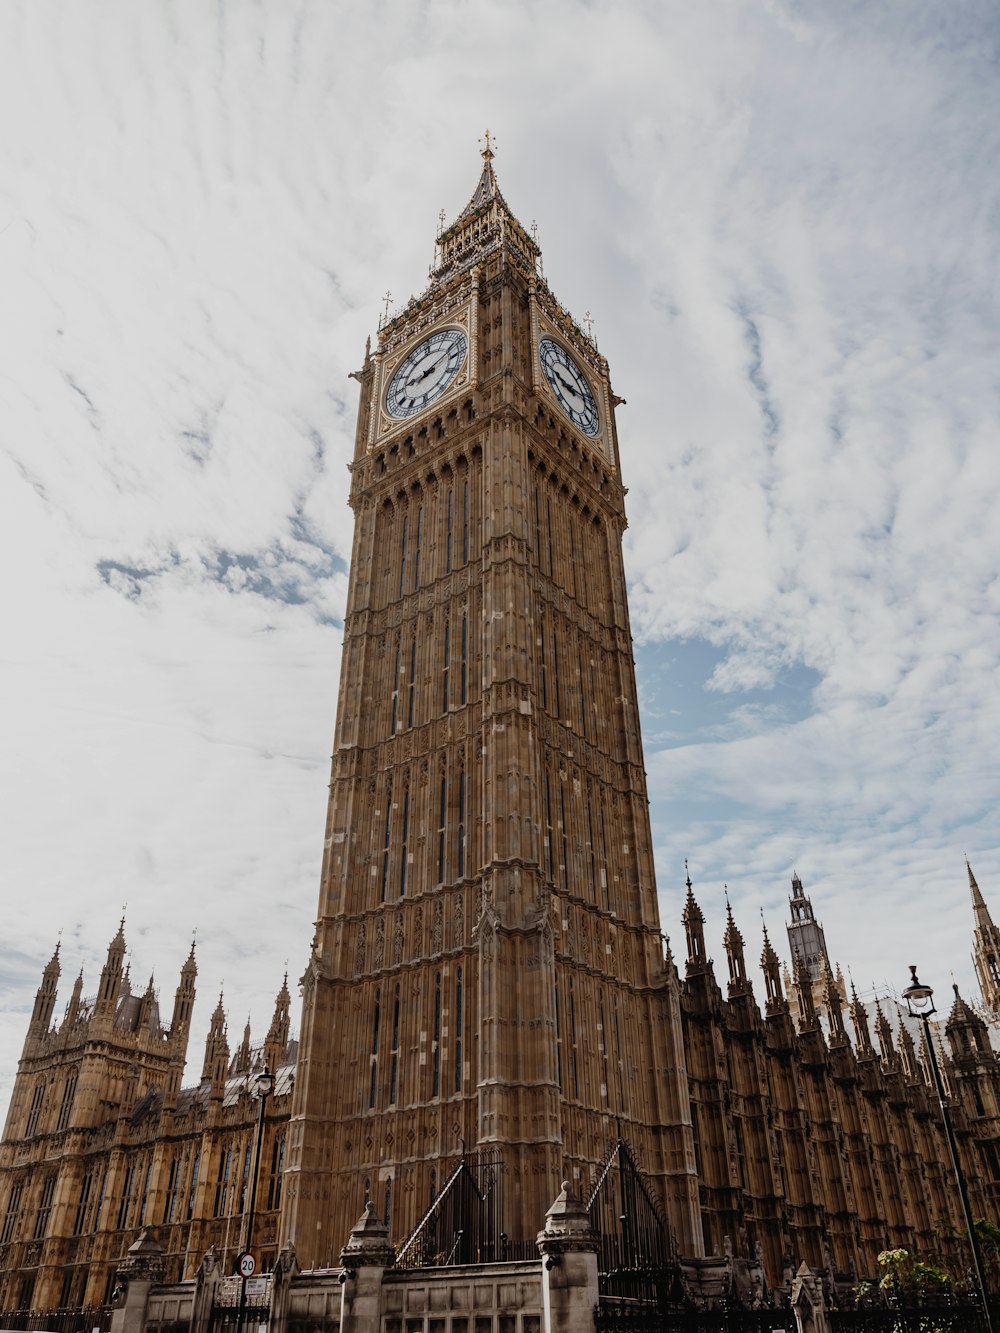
left=849, top=980, right=873, bottom=1055
left=202, top=991, right=229, bottom=1085
left=793, top=953, right=818, bottom=1031
left=874, top=995, right=897, bottom=1066
left=723, top=894, right=749, bottom=994
left=682, top=863, right=707, bottom=969
left=760, top=918, right=785, bottom=1012
left=29, top=940, right=62, bottom=1033
left=430, top=138, right=540, bottom=289
left=969, top=861, right=1000, bottom=1019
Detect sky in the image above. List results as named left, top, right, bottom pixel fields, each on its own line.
left=1, top=0, right=998, bottom=1114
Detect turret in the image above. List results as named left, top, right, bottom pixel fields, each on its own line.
left=759, top=920, right=786, bottom=1016
left=823, top=965, right=847, bottom=1043
left=793, top=953, right=818, bottom=1032
left=28, top=941, right=61, bottom=1038
left=202, top=993, right=230, bottom=1091
left=946, top=983, right=992, bottom=1060
left=723, top=898, right=750, bottom=997
left=682, top=867, right=707, bottom=973
left=170, top=941, right=197, bottom=1041
left=96, top=918, right=127, bottom=1017
left=874, top=997, right=897, bottom=1068
left=969, top=861, right=1000, bottom=1019
left=263, top=974, right=292, bottom=1071
left=897, top=1019, right=919, bottom=1081
left=65, top=969, right=84, bottom=1027
left=849, top=982, right=874, bottom=1056
left=233, top=1017, right=252, bottom=1075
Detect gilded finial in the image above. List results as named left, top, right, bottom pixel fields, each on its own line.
left=584, top=310, right=594, bottom=340
left=380, top=290, right=393, bottom=329
left=480, top=128, right=496, bottom=161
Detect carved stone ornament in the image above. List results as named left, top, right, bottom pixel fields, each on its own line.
left=536, top=1181, right=598, bottom=1257
left=354, top=922, right=367, bottom=976
left=374, top=919, right=386, bottom=970
left=340, top=1200, right=395, bottom=1269
left=392, top=912, right=405, bottom=965
left=116, top=1226, right=166, bottom=1284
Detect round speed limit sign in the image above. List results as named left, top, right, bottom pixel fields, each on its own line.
left=237, top=1252, right=256, bottom=1278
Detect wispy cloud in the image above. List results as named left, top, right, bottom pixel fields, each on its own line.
left=0, top=0, right=998, bottom=1107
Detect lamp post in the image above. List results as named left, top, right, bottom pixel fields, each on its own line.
left=236, top=1066, right=275, bottom=1333
left=902, top=966, right=993, bottom=1333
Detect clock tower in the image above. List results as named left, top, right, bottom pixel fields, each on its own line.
left=280, top=143, right=702, bottom=1268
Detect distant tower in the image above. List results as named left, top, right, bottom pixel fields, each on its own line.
left=786, top=874, right=830, bottom=980
left=784, top=875, right=844, bottom=1030
left=967, top=861, right=1000, bottom=1021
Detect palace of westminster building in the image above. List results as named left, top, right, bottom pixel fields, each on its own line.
left=3, top=147, right=1000, bottom=1317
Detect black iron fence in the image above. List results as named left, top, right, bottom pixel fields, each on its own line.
left=0, top=1309, right=111, bottom=1333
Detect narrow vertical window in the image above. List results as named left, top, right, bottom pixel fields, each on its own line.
left=161, top=1160, right=178, bottom=1225
left=414, top=506, right=423, bottom=588
left=599, top=805, right=610, bottom=911
left=569, top=523, right=578, bottom=599
left=586, top=794, right=597, bottom=897
left=461, top=480, right=469, bottom=565
left=1, top=1181, right=23, bottom=1244
left=384, top=1177, right=393, bottom=1228
left=76, top=1171, right=94, bottom=1234
left=579, top=522, right=589, bottom=607
left=369, top=988, right=381, bottom=1108
left=56, top=1073, right=76, bottom=1132
left=25, top=1083, right=45, bottom=1137
left=390, top=646, right=400, bottom=734
left=551, top=622, right=561, bottom=718
left=446, top=489, right=454, bottom=573
left=578, top=645, right=587, bottom=735
left=569, top=980, right=579, bottom=1098
left=560, top=784, right=569, bottom=890
left=539, top=621, right=548, bottom=710
left=398, top=514, right=408, bottom=597
left=555, top=981, right=563, bottom=1091
left=389, top=984, right=401, bottom=1104
left=546, top=496, right=554, bottom=575
left=137, top=1160, right=152, bottom=1226
left=598, top=991, right=610, bottom=1106
left=432, top=972, right=442, bottom=1097
left=212, top=1148, right=231, bottom=1219
left=437, top=777, right=447, bottom=882
left=460, top=615, right=468, bottom=705
left=34, top=1175, right=55, bottom=1240
left=407, top=638, right=416, bottom=727
left=456, top=770, right=466, bottom=879
left=399, top=789, right=410, bottom=896
left=381, top=795, right=392, bottom=903
left=267, top=1135, right=285, bottom=1211
left=454, top=967, right=464, bottom=1092
left=533, top=486, right=542, bottom=569
left=186, top=1154, right=199, bottom=1220
left=117, top=1159, right=137, bottom=1229
left=441, top=622, right=450, bottom=713
left=544, top=772, right=554, bottom=881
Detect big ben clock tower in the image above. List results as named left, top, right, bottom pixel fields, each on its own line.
left=281, top=142, right=702, bottom=1268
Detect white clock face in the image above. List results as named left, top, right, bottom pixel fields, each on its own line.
left=539, top=338, right=599, bottom=437
left=386, top=328, right=468, bottom=419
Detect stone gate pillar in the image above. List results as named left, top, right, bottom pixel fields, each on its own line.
left=110, top=1228, right=166, bottom=1333
left=338, top=1202, right=395, bottom=1333
left=537, top=1181, right=599, bottom=1333
left=791, top=1262, right=831, bottom=1333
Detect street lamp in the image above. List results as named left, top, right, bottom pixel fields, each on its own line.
left=902, top=966, right=994, bottom=1333
left=236, top=1066, right=275, bottom=1333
